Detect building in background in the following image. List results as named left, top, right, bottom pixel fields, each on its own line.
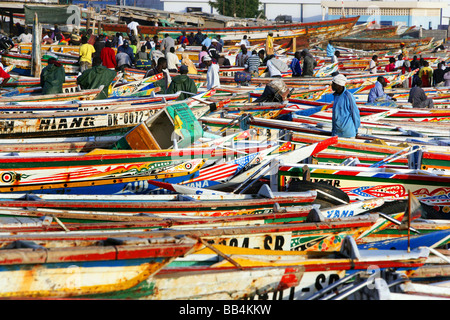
left=125, top=0, right=324, bottom=22
left=72, top=0, right=450, bottom=29
left=321, top=0, right=448, bottom=29
left=259, top=0, right=322, bottom=22
left=148, top=0, right=215, bottom=14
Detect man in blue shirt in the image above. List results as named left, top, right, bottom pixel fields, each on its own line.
left=326, top=41, right=335, bottom=61
left=290, top=51, right=302, bottom=77
left=367, top=76, right=396, bottom=104
left=201, top=34, right=212, bottom=48
left=331, top=74, right=361, bottom=138
left=118, top=40, right=135, bottom=65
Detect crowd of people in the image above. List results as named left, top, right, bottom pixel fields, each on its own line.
left=0, top=22, right=443, bottom=137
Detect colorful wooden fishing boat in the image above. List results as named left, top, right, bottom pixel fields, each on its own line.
left=94, top=235, right=428, bottom=300
left=330, top=37, right=434, bottom=52
left=0, top=75, right=77, bottom=89
left=1, top=52, right=80, bottom=75
left=0, top=93, right=180, bottom=114
left=0, top=235, right=199, bottom=298
left=0, top=151, right=261, bottom=195
left=358, top=230, right=450, bottom=250
left=290, top=108, right=446, bottom=138
left=17, top=44, right=81, bottom=55
left=0, top=87, right=103, bottom=103
left=102, top=16, right=359, bottom=48
left=0, top=188, right=318, bottom=217
left=290, top=132, right=450, bottom=172
left=0, top=205, right=316, bottom=228
left=0, top=141, right=274, bottom=188
left=0, top=212, right=397, bottom=252
left=0, top=97, right=215, bottom=138
left=279, top=163, right=450, bottom=209
left=24, top=236, right=429, bottom=300
left=0, top=136, right=120, bottom=153
left=351, top=25, right=400, bottom=39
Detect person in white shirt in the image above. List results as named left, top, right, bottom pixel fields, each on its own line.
left=203, top=55, right=220, bottom=90
left=166, top=47, right=180, bottom=72
left=332, top=50, right=340, bottom=64
left=42, top=31, right=54, bottom=44
left=394, top=54, right=404, bottom=70
left=177, top=43, right=186, bottom=52
left=18, top=29, right=32, bottom=43
left=127, top=18, right=139, bottom=37
left=117, top=33, right=124, bottom=47
left=368, top=54, right=378, bottom=74
left=266, top=58, right=282, bottom=77
left=239, top=35, right=250, bottom=48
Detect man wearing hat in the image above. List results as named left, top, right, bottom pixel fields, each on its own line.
left=331, top=74, right=360, bottom=138
left=367, top=76, right=396, bottom=104
left=203, top=55, right=220, bottom=90
left=400, top=43, right=408, bottom=60
left=118, top=40, right=135, bottom=65
left=214, top=36, right=223, bottom=52
left=167, top=65, right=197, bottom=100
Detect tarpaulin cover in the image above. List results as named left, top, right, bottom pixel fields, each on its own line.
left=24, top=5, right=80, bottom=25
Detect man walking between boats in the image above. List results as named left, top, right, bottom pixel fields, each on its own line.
left=331, top=74, right=360, bottom=138
left=79, top=36, right=96, bottom=72
left=77, top=56, right=117, bottom=100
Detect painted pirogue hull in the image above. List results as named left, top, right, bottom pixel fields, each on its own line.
left=331, top=37, right=433, bottom=51
left=0, top=94, right=178, bottom=113
left=1, top=77, right=77, bottom=89
left=94, top=242, right=428, bottom=300
left=0, top=103, right=168, bottom=138
left=17, top=44, right=80, bottom=55
left=291, top=133, right=450, bottom=172
left=0, top=153, right=259, bottom=195
left=351, top=25, right=399, bottom=39
left=102, top=16, right=359, bottom=46
left=1, top=52, right=79, bottom=75
left=0, top=234, right=428, bottom=300
left=279, top=164, right=450, bottom=206
left=0, top=236, right=197, bottom=298
left=0, top=214, right=385, bottom=252
left=0, top=207, right=314, bottom=227
left=0, top=191, right=317, bottom=217
left=0, top=88, right=101, bottom=103
left=0, top=136, right=120, bottom=153
left=186, top=71, right=399, bottom=89
left=0, top=144, right=273, bottom=189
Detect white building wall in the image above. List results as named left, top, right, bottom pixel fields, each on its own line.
left=260, top=0, right=323, bottom=22
left=161, top=0, right=218, bottom=14
left=158, top=0, right=450, bottom=26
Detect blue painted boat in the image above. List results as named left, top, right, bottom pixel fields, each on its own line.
left=358, top=230, right=450, bottom=250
